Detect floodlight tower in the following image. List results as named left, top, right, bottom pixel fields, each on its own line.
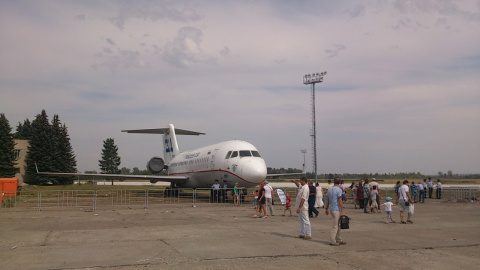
left=300, top=149, right=307, bottom=173
left=303, top=71, right=327, bottom=184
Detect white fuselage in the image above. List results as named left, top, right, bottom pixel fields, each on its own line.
left=167, top=140, right=267, bottom=188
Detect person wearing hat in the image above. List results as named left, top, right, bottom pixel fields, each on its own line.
left=382, top=197, right=397, bottom=223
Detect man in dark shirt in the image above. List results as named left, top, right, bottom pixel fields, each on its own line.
left=308, top=180, right=319, bottom=218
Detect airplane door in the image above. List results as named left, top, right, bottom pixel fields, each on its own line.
left=209, top=150, right=217, bottom=170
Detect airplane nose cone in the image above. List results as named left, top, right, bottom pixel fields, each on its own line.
left=241, top=159, right=267, bottom=184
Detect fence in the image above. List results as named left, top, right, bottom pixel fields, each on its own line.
left=1, top=186, right=478, bottom=211
left=440, top=187, right=480, bottom=202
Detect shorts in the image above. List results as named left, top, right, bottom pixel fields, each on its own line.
left=398, top=199, right=407, bottom=212
left=370, top=200, right=378, bottom=209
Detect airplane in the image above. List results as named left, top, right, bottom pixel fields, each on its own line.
left=36, top=124, right=303, bottom=189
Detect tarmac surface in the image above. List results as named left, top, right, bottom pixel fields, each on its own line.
left=1, top=199, right=479, bottom=270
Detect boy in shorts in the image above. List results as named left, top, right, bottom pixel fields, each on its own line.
left=382, top=196, right=397, bottom=223
left=282, top=193, right=292, bottom=216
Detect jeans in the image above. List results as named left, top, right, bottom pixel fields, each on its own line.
left=419, top=190, right=425, bottom=203
left=298, top=210, right=311, bottom=237
left=308, top=198, right=319, bottom=217
left=364, top=198, right=370, bottom=212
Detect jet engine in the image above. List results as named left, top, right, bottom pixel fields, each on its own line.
left=146, top=157, right=165, bottom=174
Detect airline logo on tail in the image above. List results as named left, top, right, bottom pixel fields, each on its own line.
left=165, top=138, right=173, bottom=153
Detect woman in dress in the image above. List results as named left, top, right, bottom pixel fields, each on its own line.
left=314, top=183, right=324, bottom=208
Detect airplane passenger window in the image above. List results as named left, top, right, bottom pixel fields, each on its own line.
left=239, top=150, right=252, bottom=157
left=230, top=151, right=238, bottom=158
left=251, top=151, right=261, bottom=157
left=225, top=151, right=232, bottom=159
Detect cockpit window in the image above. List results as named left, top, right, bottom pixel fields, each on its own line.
left=225, top=151, right=232, bottom=159
left=230, top=151, right=238, bottom=158
left=239, top=150, right=252, bottom=157
left=251, top=151, right=261, bottom=157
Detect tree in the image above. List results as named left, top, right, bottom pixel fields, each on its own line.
left=0, top=113, right=16, bottom=177
left=99, top=138, right=121, bottom=174
left=51, top=115, right=77, bottom=184
left=25, top=110, right=57, bottom=185
left=14, top=119, right=32, bottom=139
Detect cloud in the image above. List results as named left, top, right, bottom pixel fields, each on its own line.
left=1, top=1, right=479, bottom=174
left=162, top=26, right=214, bottom=68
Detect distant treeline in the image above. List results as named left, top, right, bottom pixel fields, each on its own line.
left=267, top=168, right=480, bottom=180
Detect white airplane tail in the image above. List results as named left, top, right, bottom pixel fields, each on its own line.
left=122, top=124, right=205, bottom=165
left=163, top=124, right=179, bottom=164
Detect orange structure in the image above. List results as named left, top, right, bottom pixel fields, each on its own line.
left=0, top=178, right=18, bottom=203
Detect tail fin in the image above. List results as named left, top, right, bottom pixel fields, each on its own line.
left=122, top=124, right=205, bottom=165
left=163, top=124, right=179, bottom=164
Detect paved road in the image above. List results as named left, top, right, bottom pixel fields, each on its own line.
left=1, top=200, right=479, bottom=269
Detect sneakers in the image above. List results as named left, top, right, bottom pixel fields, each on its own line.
left=330, top=241, right=346, bottom=246
left=304, top=236, right=312, bottom=240
left=295, top=235, right=305, bottom=239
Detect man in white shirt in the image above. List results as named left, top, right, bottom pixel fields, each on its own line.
left=427, top=178, right=433, bottom=199
left=436, top=179, right=442, bottom=199
left=395, top=180, right=414, bottom=224
left=418, top=181, right=425, bottom=203
left=211, top=180, right=220, bottom=203
left=292, top=177, right=311, bottom=240
left=264, top=181, right=275, bottom=216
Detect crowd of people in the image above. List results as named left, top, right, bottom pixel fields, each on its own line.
left=212, top=176, right=443, bottom=245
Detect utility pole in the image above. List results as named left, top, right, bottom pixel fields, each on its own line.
left=303, top=71, right=327, bottom=184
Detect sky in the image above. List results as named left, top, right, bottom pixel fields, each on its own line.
left=1, top=0, right=479, bottom=175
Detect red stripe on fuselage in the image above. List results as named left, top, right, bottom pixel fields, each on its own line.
left=169, top=169, right=257, bottom=185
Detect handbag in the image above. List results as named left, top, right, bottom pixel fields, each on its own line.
left=401, top=190, right=410, bottom=206
left=340, top=215, right=350, bottom=229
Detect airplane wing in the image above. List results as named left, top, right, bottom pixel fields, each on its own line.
left=267, top=173, right=305, bottom=179
left=35, top=164, right=188, bottom=185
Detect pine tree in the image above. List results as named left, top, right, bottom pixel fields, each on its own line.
left=51, top=115, right=77, bottom=185
left=0, top=113, right=16, bottom=177
left=25, top=110, right=56, bottom=185
left=99, top=138, right=121, bottom=174
left=14, top=119, right=32, bottom=139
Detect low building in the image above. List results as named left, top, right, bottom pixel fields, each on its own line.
left=13, top=139, right=29, bottom=185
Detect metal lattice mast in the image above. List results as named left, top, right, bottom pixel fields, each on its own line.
left=303, top=72, right=327, bottom=184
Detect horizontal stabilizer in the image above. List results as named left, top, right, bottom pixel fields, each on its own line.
left=122, top=128, right=205, bottom=136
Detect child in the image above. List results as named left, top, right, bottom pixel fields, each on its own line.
left=369, top=185, right=380, bottom=213
left=282, top=193, right=292, bottom=216
left=383, top=197, right=397, bottom=223
left=252, top=190, right=259, bottom=209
